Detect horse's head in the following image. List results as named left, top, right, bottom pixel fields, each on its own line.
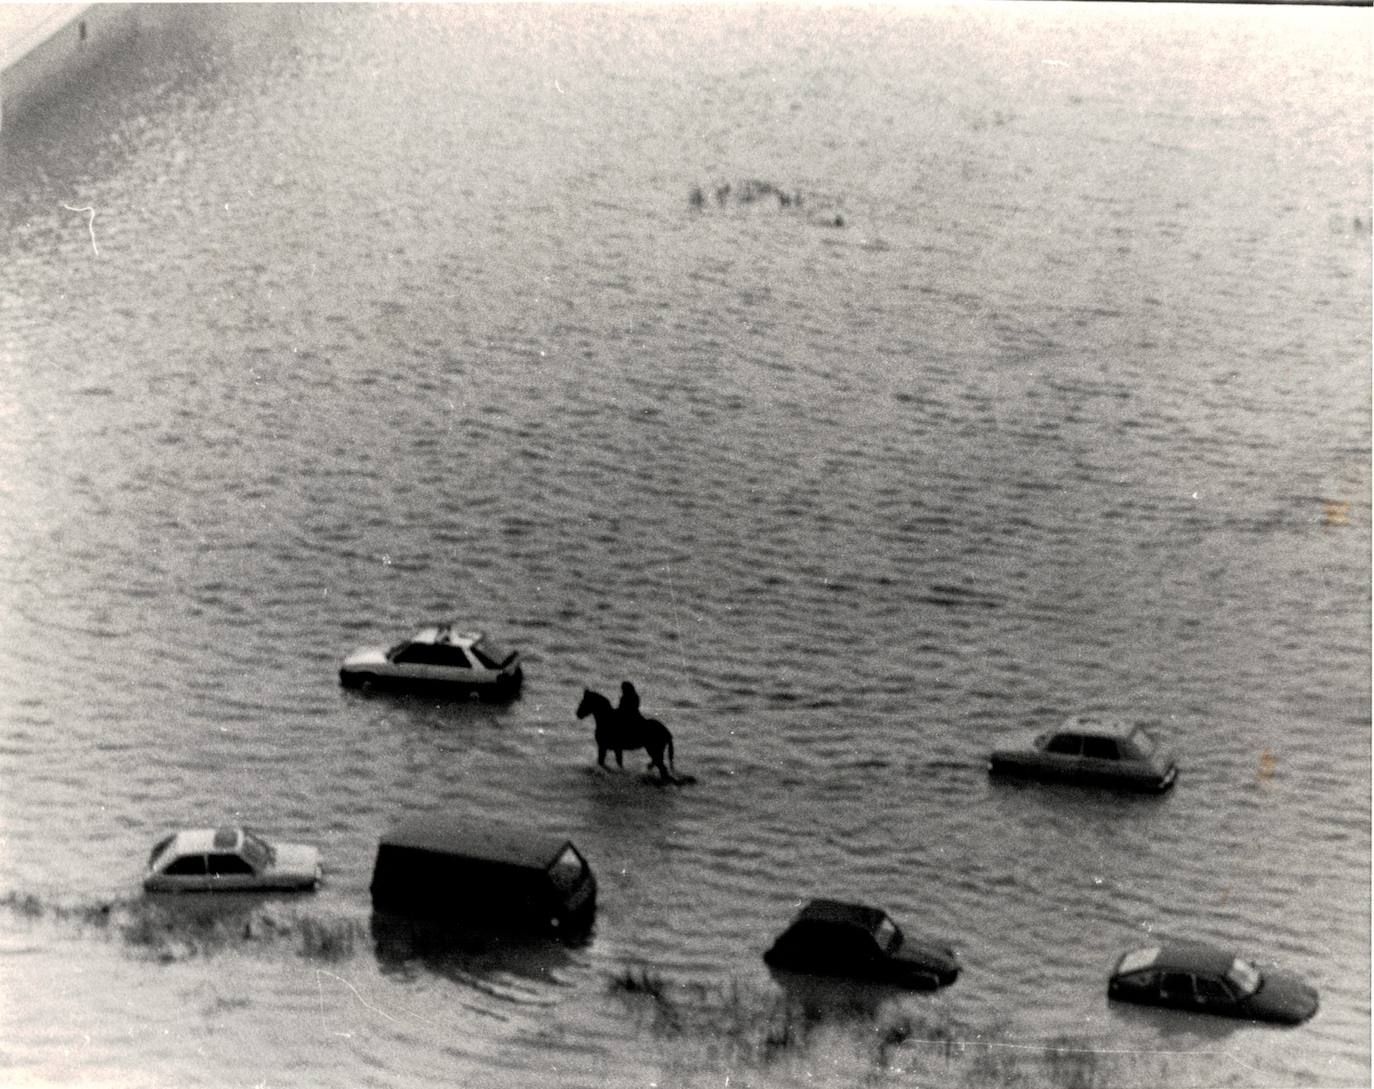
left=575, top=688, right=600, bottom=719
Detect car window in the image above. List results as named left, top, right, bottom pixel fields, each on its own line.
left=208, top=853, right=256, bottom=876
left=1195, top=975, right=1232, bottom=1003
left=1083, top=737, right=1120, bottom=760
left=830, top=924, right=880, bottom=958
left=1046, top=734, right=1081, bottom=756
left=1158, top=972, right=1194, bottom=1001
left=393, top=643, right=441, bottom=665
left=873, top=915, right=899, bottom=952
left=432, top=645, right=473, bottom=668
left=163, top=854, right=206, bottom=876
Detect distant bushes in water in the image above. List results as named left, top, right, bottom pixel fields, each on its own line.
left=609, top=963, right=1166, bottom=1088
left=0, top=889, right=362, bottom=963
left=689, top=179, right=847, bottom=227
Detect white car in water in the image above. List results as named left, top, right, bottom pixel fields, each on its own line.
left=987, top=715, right=1178, bottom=792
left=339, top=623, right=523, bottom=696
left=144, top=827, right=322, bottom=893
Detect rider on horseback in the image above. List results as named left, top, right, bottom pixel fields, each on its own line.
left=617, top=681, right=643, bottom=728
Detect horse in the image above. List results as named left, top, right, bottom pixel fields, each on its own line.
left=575, top=687, right=677, bottom=784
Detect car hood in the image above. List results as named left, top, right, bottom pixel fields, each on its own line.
left=342, top=647, right=389, bottom=668
left=270, top=844, right=322, bottom=877
left=1247, top=968, right=1319, bottom=1024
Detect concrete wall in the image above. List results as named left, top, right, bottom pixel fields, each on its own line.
left=0, top=4, right=140, bottom=132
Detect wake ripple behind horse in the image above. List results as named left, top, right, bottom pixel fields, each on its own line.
left=576, top=688, right=676, bottom=784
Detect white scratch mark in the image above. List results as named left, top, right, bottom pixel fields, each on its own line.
left=316, top=969, right=440, bottom=1028
left=63, top=204, right=99, bottom=256
left=554, top=78, right=565, bottom=94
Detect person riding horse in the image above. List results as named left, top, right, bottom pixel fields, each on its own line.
left=617, top=681, right=643, bottom=728
left=576, top=683, right=677, bottom=783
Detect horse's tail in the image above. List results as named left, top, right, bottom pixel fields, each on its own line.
left=665, top=727, right=675, bottom=770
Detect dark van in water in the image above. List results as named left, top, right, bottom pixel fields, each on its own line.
left=369, top=814, right=597, bottom=936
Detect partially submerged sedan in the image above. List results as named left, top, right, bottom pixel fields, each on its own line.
left=340, top=623, right=523, bottom=696
left=1108, top=942, right=1319, bottom=1025
left=763, top=898, right=960, bottom=989
left=144, top=827, right=322, bottom=893
left=988, top=716, right=1177, bottom=792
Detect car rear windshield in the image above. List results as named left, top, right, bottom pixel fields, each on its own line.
left=1226, top=958, right=1261, bottom=997
left=1128, top=726, right=1157, bottom=755
left=471, top=637, right=515, bottom=669
left=241, top=831, right=273, bottom=869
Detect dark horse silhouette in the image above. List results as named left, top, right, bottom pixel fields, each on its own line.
left=576, top=688, right=676, bottom=784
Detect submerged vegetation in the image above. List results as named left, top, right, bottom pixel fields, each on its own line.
left=4, top=893, right=1164, bottom=1085
left=609, top=964, right=1167, bottom=1088
left=0, top=889, right=362, bottom=963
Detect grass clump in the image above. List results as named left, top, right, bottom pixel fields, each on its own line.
left=0, top=887, right=363, bottom=964
left=607, top=965, right=1155, bottom=1088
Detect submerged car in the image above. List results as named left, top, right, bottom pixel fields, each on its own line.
left=987, top=715, right=1177, bottom=792
left=339, top=623, right=523, bottom=696
left=763, top=898, right=960, bottom=989
left=369, top=814, right=596, bottom=937
left=1108, top=942, right=1319, bottom=1024
left=144, top=827, right=322, bottom=893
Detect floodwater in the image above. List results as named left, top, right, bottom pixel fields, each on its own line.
left=0, top=4, right=1369, bottom=1087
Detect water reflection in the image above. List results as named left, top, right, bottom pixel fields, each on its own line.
left=1106, top=996, right=1245, bottom=1044
left=370, top=912, right=579, bottom=994
left=765, top=965, right=923, bottom=1021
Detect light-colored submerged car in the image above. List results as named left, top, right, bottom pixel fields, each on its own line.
left=1108, top=942, right=1318, bottom=1024
left=339, top=623, right=523, bottom=696
left=144, top=827, right=322, bottom=893
left=988, top=715, right=1177, bottom=792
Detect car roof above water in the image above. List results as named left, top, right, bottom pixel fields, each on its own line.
left=1118, top=942, right=1238, bottom=976
left=793, top=898, right=891, bottom=931
left=1055, top=715, right=1140, bottom=739
left=378, top=814, right=576, bottom=870
left=405, top=624, right=485, bottom=648
left=167, top=827, right=244, bottom=854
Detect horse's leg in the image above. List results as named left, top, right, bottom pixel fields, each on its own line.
left=647, top=742, right=672, bottom=784
left=615, top=748, right=624, bottom=769
left=597, top=744, right=608, bottom=768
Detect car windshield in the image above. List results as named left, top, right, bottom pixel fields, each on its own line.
left=1225, top=958, right=1261, bottom=997
left=873, top=915, right=900, bottom=952
left=547, top=846, right=585, bottom=893
left=1128, top=726, right=1157, bottom=756
left=147, top=834, right=176, bottom=868
left=472, top=636, right=514, bottom=669
left=241, top=831, right=274, bottom=869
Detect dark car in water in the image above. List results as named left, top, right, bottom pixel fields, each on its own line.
left=988, top=715, right=1177, bottom=792
left=1108, top=942, right=1319, bottom=1025
left=369, top=814, right=596, bottom=938
left=763, top=898, right=960, bottom=989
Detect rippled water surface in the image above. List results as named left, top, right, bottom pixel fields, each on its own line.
left=1, top=4, right=1369, bottom=1087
